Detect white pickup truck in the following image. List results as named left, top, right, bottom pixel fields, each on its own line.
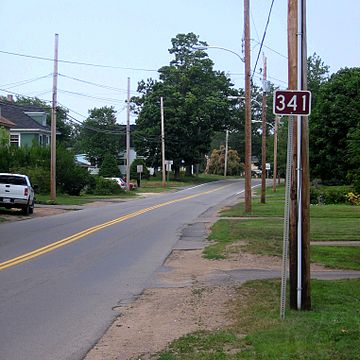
left=0, top=173, right=35, bottom=215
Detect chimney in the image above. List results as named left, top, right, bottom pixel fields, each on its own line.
left=7, top=94, right=14, bottom=102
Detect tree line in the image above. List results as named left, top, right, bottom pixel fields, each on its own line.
left=0, top=33, right=359, bottom=196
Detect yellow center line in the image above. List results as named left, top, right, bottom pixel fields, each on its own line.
left=0, top=185, right=228, bottom=271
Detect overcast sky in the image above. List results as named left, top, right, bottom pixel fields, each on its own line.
left=0, top=0, right=359, bottom=123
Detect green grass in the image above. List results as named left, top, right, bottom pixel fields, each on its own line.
left=205, top=218, right=283, bottom=259
left=156, top=279, right=360, bottom=360
left=207, top=185, right=360, bottom=269
left=311, top=246, right=360, bottom=270
left=311, top=217, right=360, bottom=241
left=136, top=174, right=230, bottom=193
left=35, top=193, right=135, bottom=205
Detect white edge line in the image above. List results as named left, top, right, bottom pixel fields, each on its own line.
left=236, top=183, right=261, bottom=195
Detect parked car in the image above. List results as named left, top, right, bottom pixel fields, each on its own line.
left=107, top=177, right=137, bottom=190
left=0, top=173, right=35, bottom=215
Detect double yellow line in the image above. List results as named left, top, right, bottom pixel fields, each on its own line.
left=0, top=185, right=227, bottom=271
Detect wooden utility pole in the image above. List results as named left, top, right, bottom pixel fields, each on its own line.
left=244, top=0, right=252, bottom=213
left=288, top=0, right=298, bottom=310
left=126, top=77, right=131, bottom=191
left=160, top=97, right=166, bottom=187
left=300, top=0, right=311, bottom=311
left=50, top=33, right=59, bottom=202
left=288, top=0, right=311, bottom=310
left=273, top=116, right=278, bottom=192
left=260, top=55, right=267, bottom=204
left=224, top=129, right=229, bottom=178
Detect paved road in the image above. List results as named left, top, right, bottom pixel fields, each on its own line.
left=0, top=179, right=255, bottom=360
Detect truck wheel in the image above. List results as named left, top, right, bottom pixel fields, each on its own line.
left=22, top=203, right=30, bottom=216
left=29, top=200, right=35, bottom=214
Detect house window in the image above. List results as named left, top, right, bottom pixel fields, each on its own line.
left=39, top=134, right=50, bottom=146
left=10, top=133, right=20, bottom=147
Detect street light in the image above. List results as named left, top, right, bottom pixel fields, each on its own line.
left=194, top=45, right=252, bottom=211
left=192, top=45, right=245, bottom=63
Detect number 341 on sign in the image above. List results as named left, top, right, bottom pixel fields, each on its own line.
left=273, top=90, right=311, bottom=116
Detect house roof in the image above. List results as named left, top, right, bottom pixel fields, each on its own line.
left=0, top=116, right=15, bottom=127
left=0, top=101, right=50, bottom=132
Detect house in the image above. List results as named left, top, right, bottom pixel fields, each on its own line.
left=0, top=99, right=51, bottom=147
left=75, top=154, right=99, bottom=175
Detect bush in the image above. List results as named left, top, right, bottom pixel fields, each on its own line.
left=10, top=166, right=50, bottom=194
left=130, top=159, right=150, bottom=180
left=310, top=186, right=350, bottom=205
left=90, top=176, right=124, bottom=195
left=347, top=192, right=360, bottom=206
left=347, top=169, right=360, bottom=194
left=60, top=166, right=91, bottom=196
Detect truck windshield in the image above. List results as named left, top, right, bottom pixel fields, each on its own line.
left=0, top=175, right=27, bottom=186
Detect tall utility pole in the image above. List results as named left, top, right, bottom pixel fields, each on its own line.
left=244, top=0, right=252, bottom=213
left=273, top=116, right=279, bottom=192
left=224, top=129, right=229, bottom=178
left=160, top=97, right=166, bottom=187
left=288, top=0, right=298, bottom=310
left=50, top=33, right=59, bottom=202
left=288, top=0, right=311, bottom=310
left=126, top=77, right=131, bottom=191
left=299, top=0, right=311, bottom=311
left=260, top=54, right=267, bottom=204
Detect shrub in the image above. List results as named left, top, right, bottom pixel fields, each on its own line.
left=91, top=176, right=124, bottom=195
left=60, top=166, right=91, bottom=196
left=347, top=192, right=360, bottom=206
left=10, top=166, right=50, bottom=194
left=310, top=186, right=350, bottom=205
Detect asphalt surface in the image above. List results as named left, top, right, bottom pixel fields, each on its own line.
left=0, top=179, right=254, bottom=360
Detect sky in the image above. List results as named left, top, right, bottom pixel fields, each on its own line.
left=0, top=0, right=359, bottom=125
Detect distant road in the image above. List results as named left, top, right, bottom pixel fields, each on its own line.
left=0, top=179, right=259, bottom=360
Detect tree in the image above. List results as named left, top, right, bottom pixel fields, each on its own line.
left=132, top=33, right=236, bottom=177
left=208, top=146, right=241, bottom=176
left=347, top=124, right=360, bottom=192
left=77, top=106, right=124, bottom=167
left=307, top=53, right=330, bottom=99
left=309, top=67, right=360, bottom=184
left=99, top=153, right=120, bottom=177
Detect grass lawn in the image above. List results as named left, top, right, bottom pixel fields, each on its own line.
left=35, top=192, right=136, bottom=205
left=157, top=279, right=360, bottom=359
left=208, top=185, right=360, bottom=270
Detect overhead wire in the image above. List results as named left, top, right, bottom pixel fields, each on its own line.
left=0, top=74, right=52, bottom=89
left=58, top=89, right=125, bottom=104
left=251, top=39, right=287, bottom=60
left=58, top=73, right=139, bottom=94
left=0, top=49, right=158, bottom=72
left=251, top=0, right=276, bottom=79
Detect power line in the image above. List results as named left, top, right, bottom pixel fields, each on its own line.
left=251, top=0, right=276, bottom=79
left=229, top=71, right=287, bottom=85
left=251, top=39, right=287, bottom=60
left=58, top=73, right=139, bottom=94
left=58, top=89, right=125, bottom=104
left=0, top=88, right=52, bottom=104
left=0, top=49, right=158, bottom=72
left=0, top=74, right=52, bottom=89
